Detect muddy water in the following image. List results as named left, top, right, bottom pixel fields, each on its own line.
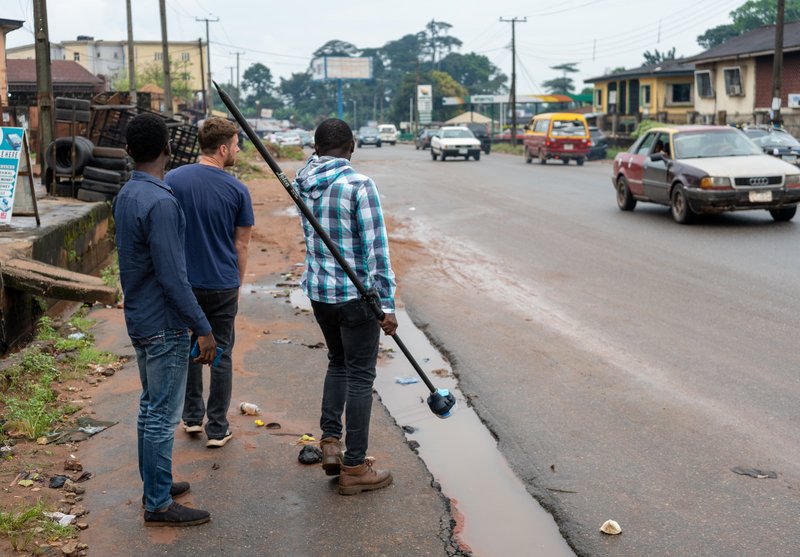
left=288, top=290, right=573, bottom=556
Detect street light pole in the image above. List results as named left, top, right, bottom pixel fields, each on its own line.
left=351, top=99, right=357, bottom=130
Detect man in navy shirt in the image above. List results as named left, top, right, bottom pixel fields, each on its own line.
left=167, top=117, right=254, bottom=448
left=114, top=113, right=217, bottom=526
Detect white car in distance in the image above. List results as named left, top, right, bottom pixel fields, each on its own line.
left=430, top=126, right=482, bottom=161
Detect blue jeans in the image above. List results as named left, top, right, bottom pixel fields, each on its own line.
left=132, top=328, right=190, bottom=512
left=311, top=298, right=380, bottom=466
left=183, top=287, right=238, bottom=439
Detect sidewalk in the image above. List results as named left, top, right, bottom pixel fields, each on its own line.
left=75, top=171, right=461, bottom=556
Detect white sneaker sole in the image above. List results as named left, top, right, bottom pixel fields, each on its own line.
left=183, top=424, right=204, bottom=434
left=206, top=433, right=232, bottom=448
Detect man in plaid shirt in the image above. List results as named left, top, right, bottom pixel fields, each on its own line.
left=293, top=118, right=397, bottom=495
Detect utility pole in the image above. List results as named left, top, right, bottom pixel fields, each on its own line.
left=159, top=0, right=173, bottom=116
left=500, top=16, right=526, bottom=147
left=771, top=0, right=785, bottom=126
left=32, top=0, right=54, bottom=186
left=227, top=66, right=235, bottom=88
left=196, top=15, right=219, bottom=116
left=231, top=50, right=244, bottom=100
left=198, top=38, right=206, bottom=114
left=126, top=0, right=137, bottom=105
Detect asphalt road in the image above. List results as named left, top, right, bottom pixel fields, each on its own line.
left=351, top=143, right=800, bottom=556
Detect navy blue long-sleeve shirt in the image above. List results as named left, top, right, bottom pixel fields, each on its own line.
left=113, top=170, right=211, bottom=339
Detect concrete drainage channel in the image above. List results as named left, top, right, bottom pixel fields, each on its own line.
left=287, top=289, right=574, bottom=556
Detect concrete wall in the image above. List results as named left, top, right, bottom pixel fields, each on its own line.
left=0, top=200, right=114, bottom=352
left=694, top=59, right=757, bottom=122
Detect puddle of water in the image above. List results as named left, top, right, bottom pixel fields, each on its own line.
left=290, top=291, right=573, bottom=556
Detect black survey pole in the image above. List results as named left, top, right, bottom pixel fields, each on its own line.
left=213, top=81, right=439, bottom=395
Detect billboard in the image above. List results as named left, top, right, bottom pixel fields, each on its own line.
left=311, top=57, right=373, bottom=80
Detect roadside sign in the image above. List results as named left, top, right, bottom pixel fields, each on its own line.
left=419, top=113, right=432, bottom=125
left=0, top=127, right=26, bottom=224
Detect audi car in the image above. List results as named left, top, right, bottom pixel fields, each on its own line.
left=612, top=125, right=800, bottom=223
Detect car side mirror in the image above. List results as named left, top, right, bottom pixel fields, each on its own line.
left=649, top=152, right=665, bottom=162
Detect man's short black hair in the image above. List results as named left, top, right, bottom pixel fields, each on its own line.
left=126, top=113, right=170, bottom=163
left=314, top=118, right=353, bottom=153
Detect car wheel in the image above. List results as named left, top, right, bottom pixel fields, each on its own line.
left=357, top=142, right=362, bottom=148
left=464, top=155, right=469, bottom=160
left=539, top=150, right=546, bottom=165
left=769, top=205, right=797, bottom=222
left=441, top=153, right=446, bottom=161
left=576, top=158, right=584, bottom=166
left=416, top=144, right=420, bottom=150
left=670, top=185, right=695, bottom=224
left=562, top=158, right=569, bottom=165
left=525, top=148, right=532, bottom=164
left=431, top=149, right=437, bottom=160
left=474, top=152, right=480, bottom=161
left=616, top=176, right=637, bottom=211
left=377, top=143, right=382, bottom=148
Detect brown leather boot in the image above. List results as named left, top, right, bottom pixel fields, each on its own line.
left=320, top=437, right=343, bottom=476
left=338, top=458, right=393, bottom=495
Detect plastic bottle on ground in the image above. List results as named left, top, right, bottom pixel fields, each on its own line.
left=239, top=402, right=260, bottom=415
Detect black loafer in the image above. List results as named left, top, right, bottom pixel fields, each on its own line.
left=144, top=501, right=210, bottom=527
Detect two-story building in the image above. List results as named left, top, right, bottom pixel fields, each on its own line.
left=584, top=59, right=695, bottom=133
left=687, top=20, right=800, bottom=134
left=7, top=36, right=208, bottom=97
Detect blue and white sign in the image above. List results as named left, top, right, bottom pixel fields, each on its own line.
left=0, top=126, right=24, bottom=224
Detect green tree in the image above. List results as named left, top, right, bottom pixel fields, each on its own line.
left=697, top=0, right=800, bottom=49
left=642, top=47, right=677, bottom=65
left=242, top=63, right=274, bottom=98
left=439, top=52, right=507, bottom=94
left=421, top=20, right=462, bottom=67
left=542, top=63, right=579, bottom=95
left=112, top=59, right=192, bottom=103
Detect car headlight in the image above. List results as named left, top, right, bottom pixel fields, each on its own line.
left=700, top=176, right=732, bottom=189
left=786, top=174, right=800, bottom=187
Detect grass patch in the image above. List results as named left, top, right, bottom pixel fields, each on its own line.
left=101, top=253, right=119, bottom=291
left=607, top=147, right=626, bottom=160
left=35, top=317, right=59, bottom=342
left=0, top=500, right=76, bottom=551
left=492, top=143, right=524, bottom=156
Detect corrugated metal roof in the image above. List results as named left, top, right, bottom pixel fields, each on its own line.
left=688, top=20, right=800, bottom=62
left=584, top=59, right=695, bottom=83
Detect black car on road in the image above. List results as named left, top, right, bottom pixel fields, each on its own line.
left=357, top=126, right=381, bottom=148
left=465, top=123, right=492, bottom=155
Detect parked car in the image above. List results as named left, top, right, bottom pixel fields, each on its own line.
left=523, top=112, right=590, bottom=165
left=492, top=129, right=527, bottom=143
left=741, top=126, right=800, bottom=165
left=587, top=126, right=608, bottom=160
left=378, top=124, right=398, bottom=145
left=415, top=129, right=436, bottom=150
left=430, top=126, right=482, bottom=161
left=274, top=131, right=301, bottom=147
left=612, top=125, right=800, bottom=223
left=357, top=126, right=381, bottom=148
left=297, top=130, right=315, bottom=148
left=465, top=123, right=492, bottom=154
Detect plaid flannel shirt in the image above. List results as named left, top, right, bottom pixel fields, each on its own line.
left=293, top=155, right=396, bottom=312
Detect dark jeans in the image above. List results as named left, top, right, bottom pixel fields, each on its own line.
left=183, top=287, right=238, bottom=439
left=132, top=328, right=190, bottom=512
left=312, top=298, right=380, bottom=466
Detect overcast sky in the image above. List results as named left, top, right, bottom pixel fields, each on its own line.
left=6, top=0, right=742, bottom=92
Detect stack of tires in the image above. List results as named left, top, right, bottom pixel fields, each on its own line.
left=77, top=147, right=133, bottom=202
left=54, top=97, right=90, bottom=124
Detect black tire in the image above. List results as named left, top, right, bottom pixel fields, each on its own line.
left=416, top=144, right=420, bottom=150
left=55, top=97, right=90, bottom=111
left=77, top=188, right=115, bottom=203
left=92, top=146, right=127, bottom=159
left=576, top=158, right=584, bottom=166
left=562, top=158, right=569, bottom=165
left=539, top=150, right=546, bottom=165
left=45, top=137, right=92, bottom=175
left=81, top=179, right=122, bottom=195
left=120, top=171, right=132, bottom=183
left=55, top=108, right=90, bottom=123
left=431, top=149, right=438, bottom=161
left=473, top=152, right=480, bottom=161
left=616, top=176, right=637, bottom=211
left=670, top=185, right=695, bottom=224
left=377, top=143, right=382, bottom=148
left=83, top=166, right=121, bottom=184
left=90, top=156, right=128, bottom=170
left=357, top=142, right=362, bottom=148
left=769, top=206, right=797, bottom=222
left=440, top=153, right=446, bottom=162
left=525, top=148, right=532, bottom=164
